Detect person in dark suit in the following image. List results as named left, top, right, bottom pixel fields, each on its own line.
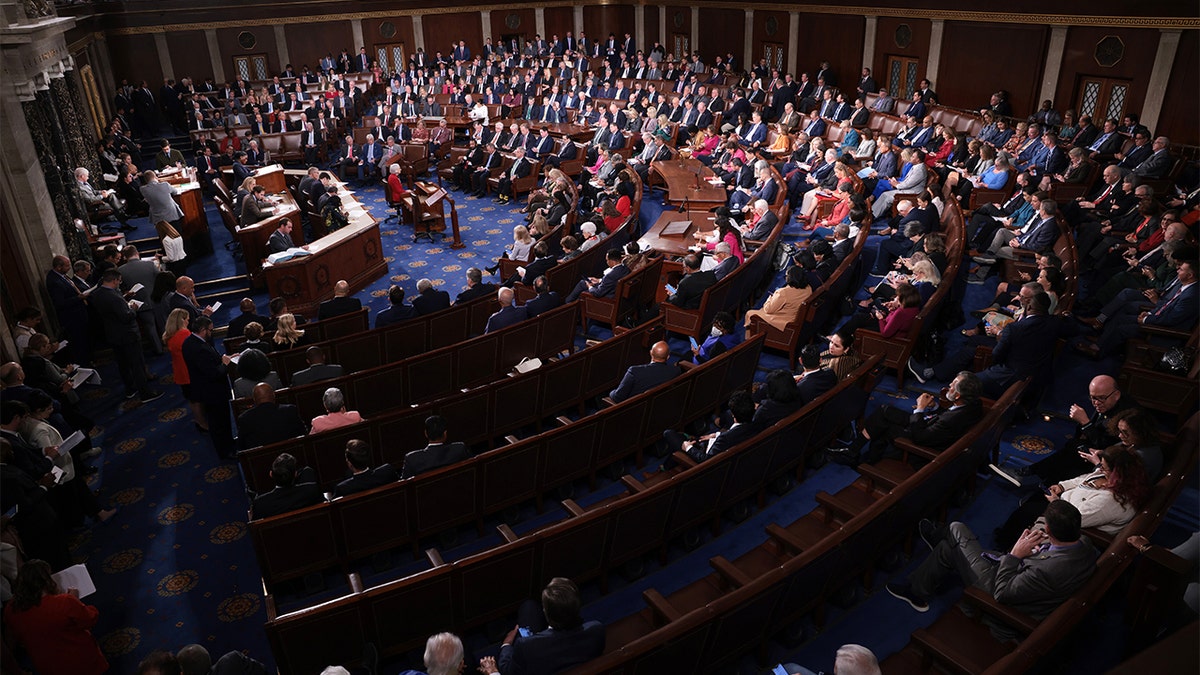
left=609, top=341, right=678, bottom=403
left=887, top=500, right=1098, bottom=633
left=400, top=415, right=471, bottom=479
left=522, top=276, right=563, bottom=318
left=507, top=241, right=557, bottom=288
left=485, top=287, right=529, bottom=333
left=910, top=291, right=1073, bottom=399
left=235, top=383, right=307, bottom=450
left=226, top=298, right=269, bottom=339
left=45, top=256, right=91, bottom=366
left=491, top=577, right=605, bottom=675
left=565, top=248, right=627, bottom=303
left=456, top=267, right=499, bottom=304
left=181, top=316, right=236, bottom=458
left=0, top=436, right=73, bottom=570
left=1085, top=118, right=1124, bottom=158
left=264, top=220, right=295, bottom=256
left=794, top=345, right=840, bottom=406
left=376, top=285, right=417, bottom=327
left=290, top=347, right=344, bottom=387
left=742, top=199, right=779, bottom=242
left=665, top=254, right=717, bottom=310
left=317, top=280, right=362, bottom=320
left=250, top=452, right=324, bottom=519
left=331, top=439, right=398, bottom=498
left=90, top=269, right=160, bottom=402
left=844, top=372, right=985, bottom=465
left=662, top=390, right=760, bottom=466
left=1085, top=258, right=1198, bottom=358
left=412, top=278, right=451, bottom=316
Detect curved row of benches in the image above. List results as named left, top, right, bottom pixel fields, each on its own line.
left=251, top=331, right=760, bottom=590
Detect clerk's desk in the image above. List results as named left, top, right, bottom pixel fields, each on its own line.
left=155, top=167, right=212, bottom=255
left=226, top=164, right=386, bottom=316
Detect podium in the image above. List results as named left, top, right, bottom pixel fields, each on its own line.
left=402, top=182, right=463, bottom=248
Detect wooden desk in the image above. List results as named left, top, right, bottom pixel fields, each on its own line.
left=262, top=204, right=385, bottom=317
left=638, top=208, right=718, bottom=257
left=235, top=188, right=305, bottom=287
left=650, top=158, right=728, bottom=209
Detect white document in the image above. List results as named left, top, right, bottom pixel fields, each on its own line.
left=69, top=367, right=101, bottom=388
left=59, top=430, right=86, bottom=455
left=128, top=299, right=144, bottom=310
left=209, top=301, right=222, bottom=314
left=51, top=564, right=97, bottom=599
left=55, top=340, right=68, bottom=353
left=128, top=283, right=145, bottom=295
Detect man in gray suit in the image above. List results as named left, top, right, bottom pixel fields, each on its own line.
left=290, top=347, right=344, bottom=387
left=886, top=500, right=1098, bottom=638
left=116, top=245, right=163, bottom=354
left=75, top=167, right=131, bottom=230
left=139, top=170, right=184, bottom=228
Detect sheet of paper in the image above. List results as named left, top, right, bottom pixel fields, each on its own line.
left=51, top=564, right=96, bottom=599
left=128, top=299, right=144, bottom=310
left=209, top=301, right=222, bottom=314
left=50, top=465, right=65, bottom=483
left=128, top=283, right=145, bottom=294
left=55, top=340, right=69, bottom=353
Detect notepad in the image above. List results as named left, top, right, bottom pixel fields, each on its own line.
left=69, top=367, right=101, bottom=388
left=51, top=564, right=96, bottom=599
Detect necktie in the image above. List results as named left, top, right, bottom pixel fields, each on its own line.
left=1154, top=285, right=1183, bottom=316
left=1091, top=133, right=1110, bottom=151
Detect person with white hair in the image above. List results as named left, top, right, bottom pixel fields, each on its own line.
left=578, top=221, right=606, bottom=252
left=309, top=387, right=364, bottom=434
left=777, top=643, right=881, bottom=675
left=422, top=632, right=465, bottom=675
left=74, top=166, right=131, bottom=229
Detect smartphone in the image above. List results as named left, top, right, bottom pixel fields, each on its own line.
left=688, top=336, right=699, bottom=351
left=665, top=284, right=677, bottom=295
left=518, top=627, right=532, bottom=638
left=772, top=666, right=790, bottom=675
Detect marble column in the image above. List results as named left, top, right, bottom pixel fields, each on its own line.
left=25, top=89, right=88, bottom=260
left=51, top=71, right=100, bottom=181
left=1140, top=30, right=1182, bottom=134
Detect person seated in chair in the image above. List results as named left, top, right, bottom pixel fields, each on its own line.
left=331, top=439, right=399, bottom=498
left=522, top=276, right=564, bottom=318
left=609, top=341, right=677, bottom=403
left=835, top=371, right=985, bottom=466
left=317, top=280, right=362, bottom=320
left=376, top=285, right=418, bottom=327
left=236, top=383, right=306, bottom=450
left=484, top=287, right=529, bottom=333
left=290, top=346, right=344, bottom=387
left=482, top=577, right=605, bottom=675
left=250, top=452, right=324, bottom=519
left=400, top=415, right=471, bottom=479
left=662, top=389, right=760, bottom=467
left=309, top=387, right=364, bottom=434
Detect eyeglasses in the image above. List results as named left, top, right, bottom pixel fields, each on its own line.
left=1089, top=391, right=1116, bottom=403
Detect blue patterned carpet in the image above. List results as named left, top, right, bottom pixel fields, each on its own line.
left=62, top=170, right=1191, bottom=674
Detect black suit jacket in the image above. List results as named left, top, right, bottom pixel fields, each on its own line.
left=236, top=402, right=307, bottom=450
left=456, top=282, right=498, bottom=304
left=90, top=285, right=140, bottom=345
left=412, top=289, right=451, bottom=316
left=906, top=400, right=985, bottom=450
left=332, top=464, right=399, bottom=498
left=400, top=442, right=471, bottom=479
left=523, top=291, right=563, bottom=318
left=251, top=466, right=323, bottom=519
left=796, top=368, right=839, bottom=405
left=317, top=296, right=362, bottom=321
left=667, top=270, right=717, bottom=309
left=290, top=363, right=344, bottom=387
left=376, top=304, right=418, bottom=327
left=497, top=621, right=606, bottom=675
left=519, top=256, right=558, bottom=286
left=690, top=421, right=761, bottom=462
left=265, top=229, right=292, bottom=255
left=610, top=361, right=678, bottom=402
left=181, top=334, right=231, bottom=402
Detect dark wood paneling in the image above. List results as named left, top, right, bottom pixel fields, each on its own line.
left=698, top=9, right=745, bottom=65
left=489, top=9, right=535, bottom=45
left=216, top=26, right=278, bottom=77
left=583, top=5, right=634, bottom=49
left=423, top=12, right=482, bottom=58
left=293, top=21, right=358, bottom=70
left=873, top=17, right=930, bottom=84
left=1055, top=26, right=1158, bottom=125
left=938, top=22, right=1048, bottom=116
left=645, top=8, right=660, bottom=52
left=166, top=30, right=212, bottom=82
left=796, top=13, right=864, bottom=86
left=544, top=7, right=574, bottom=44
left=107, top=34, right=162, bottom=86
left=750, top=10, right=791, bottom=72
left=1158, top=28, right=1198, bottom=146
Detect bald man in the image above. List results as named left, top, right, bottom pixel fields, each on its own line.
left=317, top=279, right=363, bottom=321
left=168, top=276, right=215, bottom=322
left=484, top=287, right=528, bottom=334
left=609, top=341, right=678, bottom=402
left=998, top=374, right=1138, bottom=486
left=235, top=383, right=307, bottom=451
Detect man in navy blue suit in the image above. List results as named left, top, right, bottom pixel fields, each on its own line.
left=1083, top=258, right=1198, bottom=358
left=485, top=577, right=605, bottom=675
left=484, top=287, right=529, bottom=333
left=609, top=341, right=677, bottom=402
left=522, top=276, right=563, bottom=318
left=375, top=285, right=417, bottom=328
left=794, top=344, right=839, bottom=405
left=970, top=200, right=1061, bottom=282
left=565, top=248, right=628, bottom=303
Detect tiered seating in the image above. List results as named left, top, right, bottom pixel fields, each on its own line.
left=238, top=309, right=646, bottom=492
left=747, top=226, right=870, bottom=364
left=857, top=201, right=966, bottom=385
left=569, top=377, right=1027, bottom=673
left=223, top=307, right=369, bottom=353
left=886, top=412, right=1198, bottom=674
left=259, top=336, right=767, bottom=672
left=234, top=302, right=581, bottom=473
left=580, top=258, right=664, bottom=332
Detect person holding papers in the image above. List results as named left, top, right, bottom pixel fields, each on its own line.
left=19, top=391, right=115, bottom=526
left=3, top=559, right=109, bottom=675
